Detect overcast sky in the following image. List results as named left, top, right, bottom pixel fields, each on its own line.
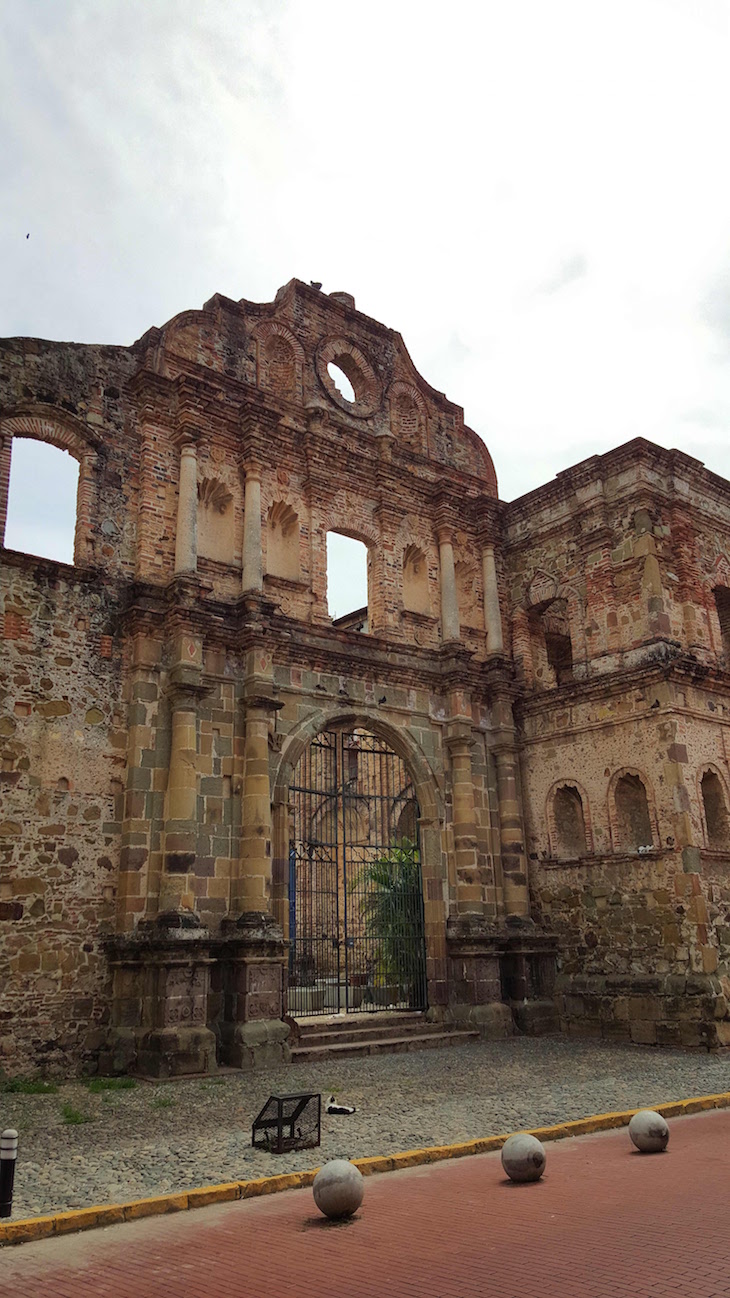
left=3, top=1, right=730, bottom=614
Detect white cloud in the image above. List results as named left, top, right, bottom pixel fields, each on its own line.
left=1, top=0, right=729, bottom=528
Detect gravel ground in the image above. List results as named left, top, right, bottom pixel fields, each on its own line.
left=4, top=1036, right=730, bottom=1220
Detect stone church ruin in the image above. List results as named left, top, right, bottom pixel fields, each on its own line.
left=2, top=279, right=730, bottom=1077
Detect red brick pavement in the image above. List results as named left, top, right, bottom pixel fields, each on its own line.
left=2, top=1110, right=730, bottom=1298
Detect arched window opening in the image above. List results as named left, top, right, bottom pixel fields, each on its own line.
left=714, top=586, right=730, bottom=663
left=553, top=785, right=587, bottom=859
left=327, top=532, right=368, bottom=631
left=701, top=771, right=730, bottom=849
left=4, top=438, right=78, bottom=564
left=402, top=544, right=430, bottom=615
left=614, top=774, right=653, bottom=851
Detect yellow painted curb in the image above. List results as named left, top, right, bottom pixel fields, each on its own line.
left=2, top=1088, right=730, bottom=1247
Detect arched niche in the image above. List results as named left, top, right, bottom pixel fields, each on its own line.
left=198, top=476, right=235, bottom=564
left=253, top=321, right=304, bottom=400
left=389, top=381, right=427, bottom=454
left=267, top=500, right=300, bottom=580
left=402, top=543, right=430, bottom=615
left=609, top=769, right=657, bottom=852
left=699, top=766, right=730, bottom=849
left=547, top=780, right=592, bottom=860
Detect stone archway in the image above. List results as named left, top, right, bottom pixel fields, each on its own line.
left=272, top=709, right=447, bottom=1015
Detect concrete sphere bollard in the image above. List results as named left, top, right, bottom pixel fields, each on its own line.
left=501, top=1133, right=546, bottom=1183
left=312, top=1159, right=364, bottom=1219
left=628, top=1110, right=669, bottom=1153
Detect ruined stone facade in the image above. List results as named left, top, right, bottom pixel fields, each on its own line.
left=1, top=280, right=729, bottom=1076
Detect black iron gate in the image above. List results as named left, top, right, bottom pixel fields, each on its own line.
left=287, top=728, right=428, bottom=1017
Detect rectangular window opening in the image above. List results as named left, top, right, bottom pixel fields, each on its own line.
left=326, top=532, right=369, bottom=632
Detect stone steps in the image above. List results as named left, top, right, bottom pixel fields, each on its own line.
left=290, top=1013, right=478, bottom=1061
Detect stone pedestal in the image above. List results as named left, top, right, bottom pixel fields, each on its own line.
left=218, top=912, right=290, bottom=1070
left=104, top=910, right=217, bottom=1078
left=498, top=920, right=559, bottom=1035
left=446, top=915, right=514, bottom=1037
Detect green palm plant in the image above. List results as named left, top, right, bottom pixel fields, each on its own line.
left=354, top=838, right=427, bottom=1008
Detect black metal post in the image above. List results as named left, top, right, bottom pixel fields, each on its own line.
left=0, top=1128, right=18, bottom=1219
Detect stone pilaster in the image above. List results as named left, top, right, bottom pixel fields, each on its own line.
left=492, top=691, right=531, bottom=920
left=160, top=635, right=206, bottom=914
left=437, top=527, right=461, bottom=643
left=174, top=440, right=198, bottom=575
left=232, top=691, right=281, bottom=917
left=445, top=721, right=482, bottom=917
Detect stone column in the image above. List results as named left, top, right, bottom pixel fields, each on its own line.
left=241, top=461, right=263, bottom=594
left=482, top=544, right=504, bottom=654
left=438, top=527, right=460, bottom=643
left=174, top=441, right=198, bottom=576
left=0, top=432, right=12, bottom=547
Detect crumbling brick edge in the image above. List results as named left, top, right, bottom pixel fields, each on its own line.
left=2, top=1090, right=728, bottom=1246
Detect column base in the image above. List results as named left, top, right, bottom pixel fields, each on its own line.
left=217, top=911, right=289, bottom=1068
left=446, top=915, right=515, bottom=1038
left=219, top=1020, right=291, bottom=1071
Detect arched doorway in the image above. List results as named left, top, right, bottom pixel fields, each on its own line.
left=287, top=727, right=428, bottom=1016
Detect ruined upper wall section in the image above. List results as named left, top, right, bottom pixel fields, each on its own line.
left=502, top=437, right=730, bottom=686
left=135, top=279, right=497, bottom=490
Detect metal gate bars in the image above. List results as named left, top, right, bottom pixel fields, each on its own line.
left=287, top=728, right=428, bottom=1017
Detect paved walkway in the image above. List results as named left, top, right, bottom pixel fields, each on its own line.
left=2, top=1110, right=730, bottom=1298
left=7, top=1036, right=730, bottom=1217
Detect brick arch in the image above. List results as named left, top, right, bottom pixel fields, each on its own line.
left=697, top=763, right=730, bottom=849
left=546, top=779, right=593, bottom=858
left=607, top=767, right=659, bottom=852
left=273, top=707, right=443, bottom=826
left=252, top=321, right=304, bottom=400
left=0, top=404, right=101, bottom=564
left=1, top=403, right=102, bottom=455
left=316, top=337, right=381, bottom=417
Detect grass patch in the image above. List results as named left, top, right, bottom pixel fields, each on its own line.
left=61, top=1103, right=91, bottom=1125
left=0, top=1078, right=58, bottom=1095
left=151, top=1095, right=175, bottom=1110
left=85, top=1076, right=137, bottom=1094
left=203, top=1077, right=226, bottom=1087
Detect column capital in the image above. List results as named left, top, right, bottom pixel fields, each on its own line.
left=436, top=525, right=455, bottom=547
left=173, top=419, right=201, bottom=450
left=240, top=459, right=262, bottom=482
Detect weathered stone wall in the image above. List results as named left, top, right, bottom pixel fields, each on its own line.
left=505, top=439, right=730, bottom=1047
left=0, top=553, right=124, bottom=1073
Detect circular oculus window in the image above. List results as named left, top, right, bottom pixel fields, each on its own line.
left=316, top=338, right=380, bottom=417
